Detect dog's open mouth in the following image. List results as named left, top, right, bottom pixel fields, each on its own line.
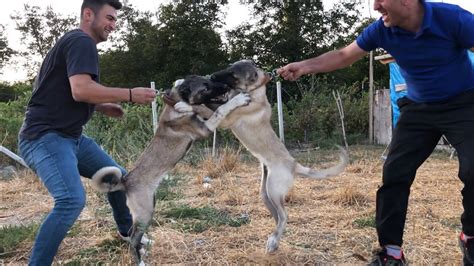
left=208, top=93, right=229, bottom=104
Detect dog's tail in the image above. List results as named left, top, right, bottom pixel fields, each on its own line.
left=295, top=146, right=349, bottom=179
left=91, top=166, right=126, bottom=192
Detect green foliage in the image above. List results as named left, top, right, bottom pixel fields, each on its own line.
left=0, top=25, right=15, bottom=72
left=353, top=215, right=376, bottom=228
left=10, top=5, right=77, bottom=78
left=100, top=2, right=228, bottom=89
left=84, top=103, right=155, bottom=167
left=0, top=82, right=31, bottom=102
left=0, top=88, right=31, bottom=150
left=0, top=223, right=39, bottom=258
left=160, top=204, right=250, bottom=233
left=225, top=1, right=387, bottom=99
left=276, top=78, right=368, bottom=146
left=1, top=1, right=382, bottom=163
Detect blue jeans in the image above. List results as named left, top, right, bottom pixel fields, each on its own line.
left=19, top=132, right=132, bottom=266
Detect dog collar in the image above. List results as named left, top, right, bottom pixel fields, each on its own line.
left=162, top=94, right=178, bottom=107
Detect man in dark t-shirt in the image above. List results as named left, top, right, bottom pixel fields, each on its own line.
left=18, top=1, right=156, bottom=265
left=278, top=0, right=474, bottom=265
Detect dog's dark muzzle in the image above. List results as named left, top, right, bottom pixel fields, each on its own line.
left=193, top=81, right=231, bottom=105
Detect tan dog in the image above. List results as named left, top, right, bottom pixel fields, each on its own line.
left=91, top=76, right=250, bottom=264
left=209, top=60, right=349, bottom=253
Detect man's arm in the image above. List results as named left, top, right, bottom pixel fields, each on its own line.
left=69, top=74, right=156, bottom=104
left=278, top=41, right=368, bottom=81
left=470, top=47, right=474, bottom=52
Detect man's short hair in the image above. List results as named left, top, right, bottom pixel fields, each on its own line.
left=81, top=0, right=122, bottom=15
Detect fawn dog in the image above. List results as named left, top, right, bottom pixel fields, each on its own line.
left=91, top=76, right=250, bottom=264
left=208, top=60, right=349, bottom=253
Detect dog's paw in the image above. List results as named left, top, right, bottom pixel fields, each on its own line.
left=265, top=235, right=279, bottom=253
left=231, top=93, right=251, bottom=106
left=174, top=101, right=193, bottom=113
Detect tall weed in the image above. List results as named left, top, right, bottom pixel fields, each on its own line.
left=85, top=103, right=156, bottom=166
left=273, top=79, right=368, bottom=147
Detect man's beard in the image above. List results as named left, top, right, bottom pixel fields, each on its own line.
left=91, top=21, right=107, bottom=42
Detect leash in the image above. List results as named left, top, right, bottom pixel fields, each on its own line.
left=161, top=92, right=178, bottom=107
left=152, top=89, right=178, bottom=107
left=268, top=69, right=280, bottom=80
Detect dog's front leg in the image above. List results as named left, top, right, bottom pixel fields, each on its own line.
left=174, top=101, right=214, bottom=119
left=171, top=102, right=194, bottom=120
left=192, top=105, right=214, bottom=119
left=204, top=93, right=250, bottom=131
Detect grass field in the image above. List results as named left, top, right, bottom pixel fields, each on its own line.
left=0, top=145, right=465, bottom=264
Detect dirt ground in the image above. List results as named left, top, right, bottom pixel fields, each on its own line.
left=0, top=145, right=465, bottom=264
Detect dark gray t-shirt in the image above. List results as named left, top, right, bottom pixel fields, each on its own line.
left=20, top=29, right=99, bottom=140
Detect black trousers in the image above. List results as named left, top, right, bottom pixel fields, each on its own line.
left=377, top=90, right=474, bottom=247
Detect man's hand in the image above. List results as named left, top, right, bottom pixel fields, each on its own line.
left=277, top=41, right=368, bottom=82
left=130, top=87, right=156, bottom=104
left=277, top=62, right=305, bottom=81
left=96, top=103, right=124, bottom=118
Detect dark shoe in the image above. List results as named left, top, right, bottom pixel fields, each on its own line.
left=368, top=248, right=407, bottom=266
left=459, top=232, right=474, bottom=265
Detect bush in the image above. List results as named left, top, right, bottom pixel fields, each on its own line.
left=0, top=89, right=31, bottom=152
left=271, top=79, right=368, bottom=147
left=0, top=82, right=31, bottom=102
left=85, top=103, right=156, bottom=167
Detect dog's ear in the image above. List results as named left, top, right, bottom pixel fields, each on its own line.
left=176, top=81, right=191, bottom=101
left=210, top=70, right=238, bottom=88
left=209, top=80, right=229, bottom=90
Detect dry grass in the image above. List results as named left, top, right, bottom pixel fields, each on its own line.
left=0, top=145, right=465, bottom=264
left=198, top=146, right=241, bottom=180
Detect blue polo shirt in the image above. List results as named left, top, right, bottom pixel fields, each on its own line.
left=356, top=0, right=474, bottom=102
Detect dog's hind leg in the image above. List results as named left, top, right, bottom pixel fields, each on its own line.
left=126, top=188, right=155, bottom=265
left=264, top=166, right=294, bottom=253
left=260, top=163, right=278, bottom=223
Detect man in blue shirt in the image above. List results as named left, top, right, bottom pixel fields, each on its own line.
left=278, top=0, right=474, bottom=264
left=18, top=0, right=156, bottom=265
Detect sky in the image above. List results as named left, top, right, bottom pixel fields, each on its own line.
left=1, top=0, right=473, bottom=82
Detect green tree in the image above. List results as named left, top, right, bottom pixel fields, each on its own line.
left=227, top=0, right=360, bottom=69
left=11, top=5, right=77, bottom=78
left=0, top=25, right=14, bottom=74
left=99, top=6, right=161, bottom=87
left=100, top=2, right=228, bottom=89
left=225, top=0, right=389, bottom=101
left=156, top=1, right=227, bottom=83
